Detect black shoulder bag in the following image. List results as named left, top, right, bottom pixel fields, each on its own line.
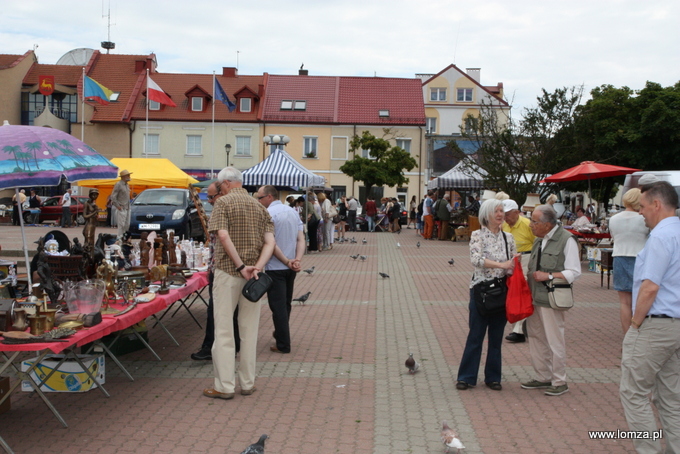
left=473, top=232, right=509, bottom=317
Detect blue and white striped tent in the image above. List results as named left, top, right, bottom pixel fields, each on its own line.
left=427, top=159, right=487, bottom=190
left=242, top=148, right=325, bottom=188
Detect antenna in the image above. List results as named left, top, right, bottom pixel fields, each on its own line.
left=453, top=23, right=461, bottom=64
left=101, top=0, right=116, bottom=53
left=237, top=51, right=240, bottom=70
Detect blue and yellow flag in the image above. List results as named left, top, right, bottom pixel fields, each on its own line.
left=84, top=76, right=114, bottom=105
left=214, top=78, right=236, bottom=112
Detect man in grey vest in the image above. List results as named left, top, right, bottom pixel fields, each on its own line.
left=522, top=204, right=581, bottom=396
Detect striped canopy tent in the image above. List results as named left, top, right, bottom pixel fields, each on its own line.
left=427, top=159, right=487, bottom=190
left=242, top=148, right=324, bottom=189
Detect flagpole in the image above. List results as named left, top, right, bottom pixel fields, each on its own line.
left=144, top=68, right=149, bottom=157
left=81, top=67, right=85, bottom=142
left=211, top=71, right=215, bottom=178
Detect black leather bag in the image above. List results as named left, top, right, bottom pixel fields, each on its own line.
left=242, top=272, right=273, bottom=302
left=474, top=277, right=507, bottom=316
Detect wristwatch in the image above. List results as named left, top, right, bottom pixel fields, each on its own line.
left=548, top=273, right=554, bottom=281
left=235, top=264, right=245, bottom=272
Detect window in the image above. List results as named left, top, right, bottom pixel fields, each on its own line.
left=293, top=100, right=306, bottom=110
left=361, top=148, right=374, bottom=159
left=304, top=137, right=317, bottom=158
left=379, top=110, right=390, bottom=117
left=464, top=116, right=479, bottom=133
left=457, top=88, right=473, bottom=102
left=186, top=135, right=202, bottom=156
left=430, top=88, right=446, bottom=101
left=110, top=92, right=120, bottom=102
left=21, top=92, right=78, bottom=125
left=144, top=134, right=160, bottom=155
left=191, top=97, right=203, bottom=111
left=426, top=117, right=437, bottom=134
left=149, top=100, right=160, bottom=110
left=396, top=139, right=411, bottom=153
left=280, top=100, right=293, bottom=110
left=236, top=136, right=251, bottom=156
left=240, top=98, right=251, bottom=112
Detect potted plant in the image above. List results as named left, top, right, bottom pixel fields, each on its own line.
left=304, top=150, right=316, bottom=159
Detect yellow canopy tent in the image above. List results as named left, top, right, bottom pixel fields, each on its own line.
left=76, top=158, right=199, bottom=209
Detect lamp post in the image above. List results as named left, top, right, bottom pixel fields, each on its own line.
left=262, top=134, right=290, bottom=153
left=225, top=143, right=232, bottom=167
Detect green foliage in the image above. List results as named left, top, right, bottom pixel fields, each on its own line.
left=340, top=129, right=418, bottom=195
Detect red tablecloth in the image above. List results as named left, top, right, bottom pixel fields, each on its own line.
left=0, top=271, right=209, bottom=354
left=567, top=229, right=611, bottom=240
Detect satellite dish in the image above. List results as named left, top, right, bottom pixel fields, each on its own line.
left=56, top=48, right=95, bottom=66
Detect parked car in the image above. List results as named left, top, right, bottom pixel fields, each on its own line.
left=38, top=195, right=89, bottom=225
left=128, top=188, right=205, bottom=241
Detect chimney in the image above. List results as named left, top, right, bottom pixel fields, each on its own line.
left=222, top=67, right=238, bottom=77
left=299, top=69, right=308, bottom=76
left=134, top=60, right=146, bottom=73
left=466, top=68, right=481, bottom=83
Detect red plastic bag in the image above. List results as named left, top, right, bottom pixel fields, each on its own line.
left=506, top=256, right=534, bottom=323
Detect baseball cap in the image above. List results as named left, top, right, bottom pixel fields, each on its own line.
left=503, top=199, right=519, bottom=212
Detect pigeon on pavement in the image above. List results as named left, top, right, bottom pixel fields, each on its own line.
left=441, top=421, right=464, bottom=453
left=416, top=241, right=421, bottom=248
left=240, top=434, right=268, bottom=454
left=396, top=242, right=401, bottom=248
left=350, top=254, right=359, bottom=260
left=405, top=353, right=420, bottom=374
left=397, top=229, right=401, bottom=235
left=293, top=291, right=311, bottom=305
left=379, top=272, right=390, bottom=279
left=359, top=255, right=367, bottom=261
left=303, top=266, right=315, bottom=275
left=448, top=258, right=455, bottom=266
left=362, top=238, right=367, bottom=244
left=350, top=237, right=357, bottom=244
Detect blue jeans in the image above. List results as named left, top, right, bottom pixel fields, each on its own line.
left=457, top=288, right=507, bottom=385
left=366, top=215, right=376, bottom=232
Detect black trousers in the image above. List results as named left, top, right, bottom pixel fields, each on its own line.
left=266, top=268, right=296, bottom=353
left=201, top=270, right=240, bottom=353
left=307, top=218, right=319, bottom=252
left=347, top=210, right=357, bottom=231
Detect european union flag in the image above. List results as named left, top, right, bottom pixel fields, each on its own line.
left=214, top=78, right=236, bottom=112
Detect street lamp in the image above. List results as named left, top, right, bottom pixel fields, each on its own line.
left=225, top=143, right=232, bottom=167
left=262, top=134, right=290, bottom=153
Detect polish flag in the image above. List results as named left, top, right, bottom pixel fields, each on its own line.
left=147, top=76, right=177, bottom=107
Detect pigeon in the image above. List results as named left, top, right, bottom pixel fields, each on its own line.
left=448, top=258, right=455, bottom=266
left=293, top=291, right=311, bottom=305
left=350, top=237, right=357, bottom=244
left=396, top=242, right=401, bottom=248
left=362, top=238, right=367, bottom=244
left=240, top=434, right=268, bottom=454
left=417, top=241, right=421, bottom=248
left=359, top=255, right=367, bottom=261
left=350, top=254, right=359, bottom=260
left=397, top=229, right=401, bottom=235
left=405, top=353, right=420, bottom=374
left=379, top=272, right=390, bottom=279
left=303, top=266, right=315, bottom=275
left=441, top=421, right=465, bottom=453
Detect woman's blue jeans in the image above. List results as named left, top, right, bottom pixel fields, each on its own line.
left=457, top=288, right=507, bottom=385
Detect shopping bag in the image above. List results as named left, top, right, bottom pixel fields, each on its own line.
left=506, top=256, right=534, bottom=323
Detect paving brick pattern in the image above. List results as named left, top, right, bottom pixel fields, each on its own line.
left=0, top=225, right=641, bottom=452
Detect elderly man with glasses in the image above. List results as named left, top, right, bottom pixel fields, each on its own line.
left=203, top=167, right=275, bottom=400
left=522, top=204, right=581, bottom=397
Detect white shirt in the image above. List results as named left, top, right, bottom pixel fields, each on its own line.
left=609, top=210, right=649, bottom=257
left=540, top=225, right=582, bottom=284
left=265, top=200, right=303, bottom=271
left=61, top=192, right=71, bottom=207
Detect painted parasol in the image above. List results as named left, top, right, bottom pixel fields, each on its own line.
left=0, top=122, right=118, bottom=290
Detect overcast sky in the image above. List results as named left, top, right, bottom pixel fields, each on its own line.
left=2, top=0, right=678, bottom=115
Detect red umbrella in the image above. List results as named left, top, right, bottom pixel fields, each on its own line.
left=541, top=161, right=641, bottom=183
left=540, top=161, right=641, bottom=215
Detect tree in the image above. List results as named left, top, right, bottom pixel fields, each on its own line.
left=340, top=129, right=418, bottom=197
left=450, top=87, right=583, bottom=203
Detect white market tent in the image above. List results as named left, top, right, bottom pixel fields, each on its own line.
left=242, top=148, right=324, bottom=188
left=427, top=159, right=487, bottom=191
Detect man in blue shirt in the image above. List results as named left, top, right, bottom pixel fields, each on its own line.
left=257, top=185, right=306, bottom=353
left=620, top=181, right=680, bottom=454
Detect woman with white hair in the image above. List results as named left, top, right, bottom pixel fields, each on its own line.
left=608, top=188, right=649, bottom=333
left=456, top=199, right=519, bottom=391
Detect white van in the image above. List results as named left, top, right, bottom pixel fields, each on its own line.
left=623, top=171, right=680, bottom=207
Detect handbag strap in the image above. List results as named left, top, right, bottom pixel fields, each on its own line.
left=501, top=230, right=509, bottom=260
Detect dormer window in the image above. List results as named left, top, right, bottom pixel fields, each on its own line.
left=240, top=98, right=251, bottom=113
left=149, top=100, right=160, bottom=110
left=191, top=97, right=203, bottom=111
